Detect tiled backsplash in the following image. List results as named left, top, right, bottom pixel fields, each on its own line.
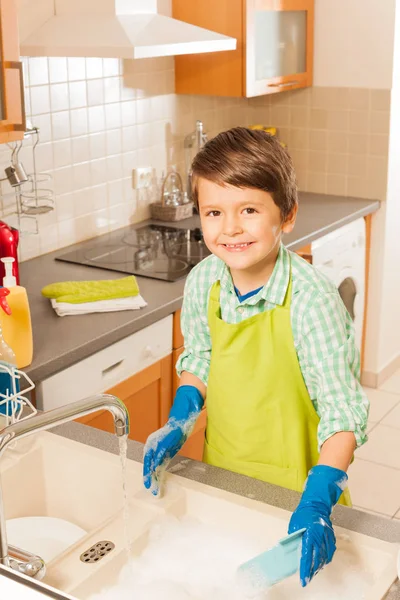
left=0, top=55, right=391, bottom=261
left=250, top=87, right=391, bottom=202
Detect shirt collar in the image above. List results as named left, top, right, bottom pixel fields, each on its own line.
left=217, top=244, right=290, bottom=306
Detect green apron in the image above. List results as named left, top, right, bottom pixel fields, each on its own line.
left=203, top=271, right=351, bottom=506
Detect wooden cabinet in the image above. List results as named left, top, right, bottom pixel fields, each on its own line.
left=172, top=0, right=314, bottom=98
left=75, top=310, right=206, bottom=461
left=76, top=356, right=172, bottom=444
left=172, top=346, right=184, bottom=397
left=172, top=309, right=184, bottom=396
left=0, top=0, right=26, bottom=143
left=173, top=309, right=207, bottom=461
left=295, top=243, right=312, bottom=264
left=180, top=408, right=207, bottom=462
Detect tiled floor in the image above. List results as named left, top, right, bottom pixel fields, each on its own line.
left=348, top=368, right=400, bottom=518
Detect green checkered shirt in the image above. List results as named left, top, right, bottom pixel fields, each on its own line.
left=176, top=244, right=369, bottom=450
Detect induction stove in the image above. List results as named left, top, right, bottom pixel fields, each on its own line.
left=56, top=223, right=211, bottom=282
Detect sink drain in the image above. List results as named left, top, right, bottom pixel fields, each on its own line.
left=80, top=541, right=115, bottom=563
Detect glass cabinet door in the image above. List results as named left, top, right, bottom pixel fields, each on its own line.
left=254, top=10, right=307, bottom=80
left=246, top=0, right=314, bottom=97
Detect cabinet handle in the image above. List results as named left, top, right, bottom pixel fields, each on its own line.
left=4, top=61, right=26, bottom=132
left=102, top=359, right=125, bottom=377
left=143, top=346, right=154, bottom=358
left=268, top=80, right=300, bottom=88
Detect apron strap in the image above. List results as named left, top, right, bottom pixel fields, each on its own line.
left=207, top=280, right=221, bottom=324
left=209, top=280, right=221, bottom=303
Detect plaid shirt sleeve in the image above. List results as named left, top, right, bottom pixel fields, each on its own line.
left=175, top=271, right=212, bottom=386
left=299, top=289, right=369, bottom=450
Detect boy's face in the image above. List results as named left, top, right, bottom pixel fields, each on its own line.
left=197, top=178, right=297, bottom=278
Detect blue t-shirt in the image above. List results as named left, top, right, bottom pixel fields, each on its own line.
left=234, top=286, right=263, bottom=303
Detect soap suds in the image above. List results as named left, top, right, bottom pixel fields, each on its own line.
left=89, top=517, right=374, bottom=600
left=336, top=475, right=348, bottom=491
left=168, top=463, right=187, bottom=473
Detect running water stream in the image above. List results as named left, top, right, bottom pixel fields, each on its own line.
left=118, top=434, right=131, bottom=555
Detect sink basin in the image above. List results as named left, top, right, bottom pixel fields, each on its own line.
left=68, top=479, right=398, bottom=600
left=0, top=434, right=132, bottom=531
left=0, top=432, right=398, bottom=600
left=6, top=517, right=87, bottom=563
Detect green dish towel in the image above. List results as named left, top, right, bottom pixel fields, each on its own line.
left=41, top=276, right=140, bottom=304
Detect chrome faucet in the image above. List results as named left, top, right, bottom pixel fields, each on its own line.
left=0, top=394, right=129, bottom=580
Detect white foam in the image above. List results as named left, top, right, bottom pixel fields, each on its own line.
left=336, top=475, right=349, bottom=492
left=89, top=517, right=374, bottom=600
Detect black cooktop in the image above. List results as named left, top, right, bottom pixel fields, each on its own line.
left=56, top=223, right=211, bottom=282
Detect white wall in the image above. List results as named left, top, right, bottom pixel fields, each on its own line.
left=157, top=0, right=172, bottom=16
left=314, top=0, right=400, bottom=377
left=375, top=1, right=400, bottom=371
left=314, top=0, right=396, bottom=90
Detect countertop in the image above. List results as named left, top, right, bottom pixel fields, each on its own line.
left=21, top=192, right=379, bottom=383
left=0, top=565, right=74, bottom=600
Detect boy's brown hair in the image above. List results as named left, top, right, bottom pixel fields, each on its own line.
left=191, top=127, right=298, bottom=221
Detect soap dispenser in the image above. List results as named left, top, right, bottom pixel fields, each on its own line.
left=0, top=288, right=19, bottom=416
left=0, top=257, right=33, bottom=368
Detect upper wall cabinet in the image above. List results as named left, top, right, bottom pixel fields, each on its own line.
left=0, top=0, right=26, bottom=143
left=173, top=0, right=314, bottom=98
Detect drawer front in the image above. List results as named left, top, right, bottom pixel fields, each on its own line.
left=36, top=316, right=173, bottom=411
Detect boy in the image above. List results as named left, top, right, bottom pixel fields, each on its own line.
left=143, top=127, right=369, bottom=587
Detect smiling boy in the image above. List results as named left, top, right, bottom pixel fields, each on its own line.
left=143, top=127, right=369, bottom=586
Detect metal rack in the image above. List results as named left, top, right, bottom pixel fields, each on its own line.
left=0, top=124, right=55, bottom=235
left=0, top=364, right=36, bottom=427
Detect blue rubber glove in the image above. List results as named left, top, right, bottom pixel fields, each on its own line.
left=143, top=385, right=204, bottom=496
left=288, top=465, right=348, bottom=587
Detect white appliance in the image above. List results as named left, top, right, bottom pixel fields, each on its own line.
left=311, top=218, right=366, bottom=350
left=18, top=0, right=237, bottom=59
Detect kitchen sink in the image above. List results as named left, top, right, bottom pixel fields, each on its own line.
left=0, top=432, right=398, bottom=600
left=1, top=433, right=130, bottom=533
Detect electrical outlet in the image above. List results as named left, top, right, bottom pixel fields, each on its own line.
left=132, top=167, right=153, bottom=190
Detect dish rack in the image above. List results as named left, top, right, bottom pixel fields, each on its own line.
left=0, top=364, right=36, bottom=427
left=1, top=125, right=55, bottom=235
left=16, top=126, right=55, bottom=233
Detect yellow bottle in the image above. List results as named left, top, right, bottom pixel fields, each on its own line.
left=0, top=257, right=33, bottom=368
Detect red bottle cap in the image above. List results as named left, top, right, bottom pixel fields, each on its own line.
left=0, top=287, right=11, bottom=315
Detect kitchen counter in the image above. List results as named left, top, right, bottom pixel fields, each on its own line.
left=21, top=192, right=379, bottom=383
left=0, top=565, right=74, bottom=600
left=52, top=422, right=398, bottom=599
left=2, top=420, right=398, bottom=599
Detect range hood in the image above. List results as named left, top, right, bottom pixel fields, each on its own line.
left=20, top=0, right=237, bottom=59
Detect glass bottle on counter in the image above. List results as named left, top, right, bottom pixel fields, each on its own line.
left=184, top=120, right=208, bottom=201
left=162, top=166, right=183, bottom=206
